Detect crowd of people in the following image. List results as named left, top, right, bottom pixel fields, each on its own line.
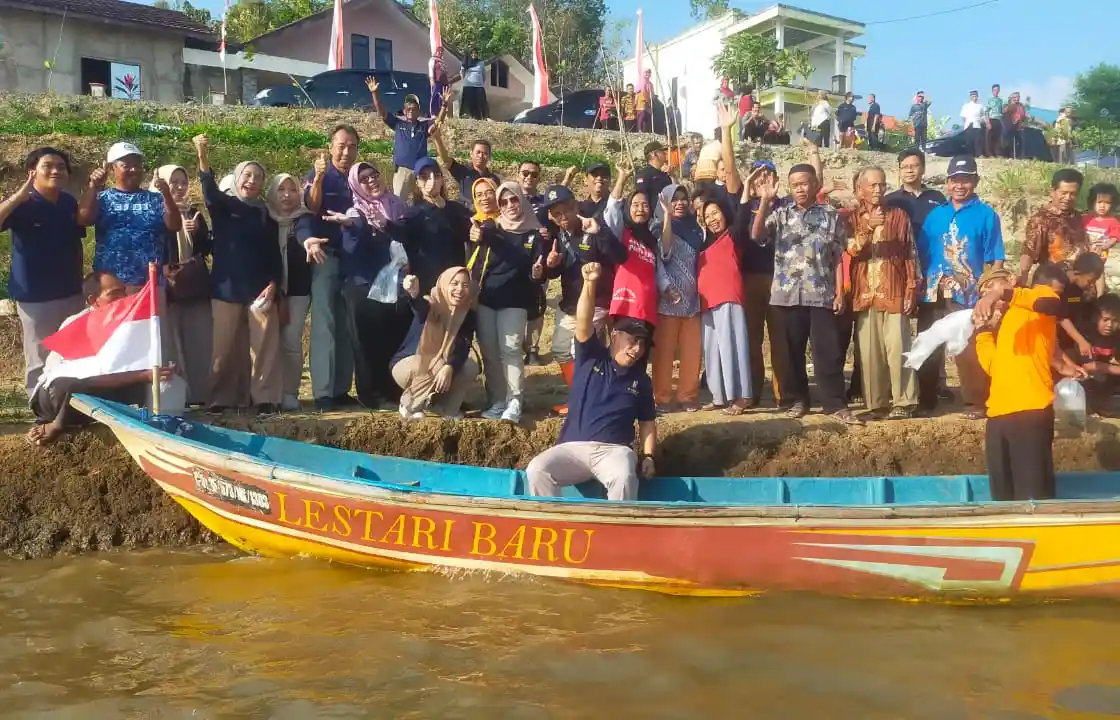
left=4, top=84, right=1120, bottom=503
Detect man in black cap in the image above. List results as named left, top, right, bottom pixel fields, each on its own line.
left=526, top=261, right=657, bottom=501
left=540, top=184, right=626, bottom=414
left=634, top=140, right=672, bottom=202
left=367, top=77, right=438, bottom=198
left=578, top=162, right=612, bottom=219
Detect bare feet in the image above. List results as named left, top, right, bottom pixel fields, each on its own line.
left=26, top=422, right=64, bottom=446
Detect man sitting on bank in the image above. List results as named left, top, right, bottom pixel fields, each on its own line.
left=525, top=262, right=657, bottom=501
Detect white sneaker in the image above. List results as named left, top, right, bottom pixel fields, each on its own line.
left=281, top=394, right=300, bottom=412
left=482, top=404, right=507, bottom=420
left=398, top=404, right=424, bottom=422
left=500, top=399, right=522, bottom=424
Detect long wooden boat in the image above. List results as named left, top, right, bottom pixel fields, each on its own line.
left=74, top=393, right=1120, bottom=599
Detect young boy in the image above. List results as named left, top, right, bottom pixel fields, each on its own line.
left=1085, top=183, right=1120, bottom=296
left=1057, top=252, right=1105, bottom=358
left=1079, top=292, right=1120, bottom=416
left=973, top=263, right=1087, bottom=501
left=27, top=270, right=174, bottom=446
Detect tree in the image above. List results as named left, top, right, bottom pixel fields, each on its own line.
left=171, top=0, right=216, bottom=29
left=689, top=0, right=729, bottom=19
left=1070, top=63, right=1120, bottom=130
left=782, top=47, right=812, bottom=94
left=712, top=33, right=792, bottom=90
left=217, top=0, right=329, bottom=43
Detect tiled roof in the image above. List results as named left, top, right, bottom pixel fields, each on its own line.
left=0, top=0, right=214, bottom=36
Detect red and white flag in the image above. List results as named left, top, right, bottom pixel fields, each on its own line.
left=218, top=0, right=230, bottom=65
left=428, top=0, right=442, bottom=83
left=528, top=4, right=549, bottom=108
left=634, top=9, right=644, bottom=84
left=327, top=0, right=345, bottom=71
left=42, top=278, right=160, bottom=381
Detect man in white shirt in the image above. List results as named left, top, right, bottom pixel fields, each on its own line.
left=960, top=90, right=986, bottom=157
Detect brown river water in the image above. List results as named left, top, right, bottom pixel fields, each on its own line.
left=4, top=550, right=1120, bottom=719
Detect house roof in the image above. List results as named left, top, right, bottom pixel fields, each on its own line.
left=0, top=0, right=213, bottom=37
left=249, top=0, right=446, bottom=52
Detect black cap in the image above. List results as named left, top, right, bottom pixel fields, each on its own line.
left=540, top=184, right=576, bottom=209
left=585, top=162, right=610, bottom=176
left=947, top=154, right=979, bottom=177
left=613, top=317, right=653, bottom=345
left=643, top=140, right=666, bottom=158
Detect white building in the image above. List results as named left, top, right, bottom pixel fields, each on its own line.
left=624, top=4, right=865, bottom=137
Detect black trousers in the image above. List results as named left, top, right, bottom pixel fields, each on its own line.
left=965, top=127, right=985, bottom=157
left=32, top=378, right=146, bottom=426
left=837, top=309, right=864, bottom=398
left=916, top=299, right=962, bottom=410
left=342, top=283, right=413, bottom=407
left=460, top=86, right=489, bottom=120
left=914, top=124, right=928, bottom=151
left=986, top=119, right=1003, bottom=157
left=775, top=305, right=847, bottom=412
left=986, top=407, right=1055, bottom=501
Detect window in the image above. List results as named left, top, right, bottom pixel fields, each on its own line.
left=81, top=58, right=141, bottom=99
left=374, top=38, right=393, bottom=71
left=351, top=34, right=370, bottom=70
left=490, top=60, right=509, bottom=89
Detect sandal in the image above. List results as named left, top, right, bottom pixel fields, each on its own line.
left=722, top=401, right=750, bottom=417
left=700, top=403, right=727, bottom=412
left=680, top=402, right=702, bottom=413
left=964, top=409, right=987, bottom=420
left=831, top=408, right=865, bottom=426
left=888, top=406, right=914, bottom=420
left=785, top=402, right=807, bottom=419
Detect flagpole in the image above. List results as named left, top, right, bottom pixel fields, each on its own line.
left=148, top=262, right=161, bottom=415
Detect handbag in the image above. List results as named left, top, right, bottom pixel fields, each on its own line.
left=164, top=256, right=211, bottom=302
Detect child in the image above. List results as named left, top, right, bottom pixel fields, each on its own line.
left=1057, top=252, right=1105, bottom=359
left=1079, top=292, right=1120, bottom=416
left=1085, top=183, right=1120, bottom=296
left=973, top=263, right=1087, bottom=501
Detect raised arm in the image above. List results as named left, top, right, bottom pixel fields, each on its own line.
left=0, top=170, right=35, bottom=229
left=560, top=165, right=578, bottom=188
left=151, top=171, right=181, bottom=232
left=751, top=174, right=779, bottom=243
left=76, top=164, right=108, bottom=227
left=430, top=119, right=454, bottom=169
left=575, top=262, right=602, bottom=343
left=715, top=102, right=741, bottom=196
left=611, top=160, right=632, bottom=201
left=365, top=76, right=393, bottom=128
left=193, top=134, right=236, bottom=212
left=305, top=152, right=328, bottom=214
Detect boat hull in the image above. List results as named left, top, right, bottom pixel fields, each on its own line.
left=98, top=415, right=1120, bottom=600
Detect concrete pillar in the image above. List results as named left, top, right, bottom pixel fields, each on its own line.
left=834, top=34, right=844, bottom=76
left=775, top=18, right=785, bottom=49
left=774, top=88, right=785, bottom=116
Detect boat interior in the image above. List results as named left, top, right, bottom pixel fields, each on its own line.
left=89, top=398, right=1120, bottom=507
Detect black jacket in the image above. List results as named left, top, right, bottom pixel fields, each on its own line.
left=548, top=224, right=626, bottom=316
left=474, top=223, right=546, bottom=310
left=392, top=201, right=472, bottom=296
left=201, top=171, right=282, bottom=304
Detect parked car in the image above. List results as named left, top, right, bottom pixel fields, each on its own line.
left=512, top=89, right=671, bottom=134
left=254, top=69, right=431, bottom=114
left=925, top=127, right=1052, bottom=162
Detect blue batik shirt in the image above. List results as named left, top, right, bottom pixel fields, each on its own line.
left=918, top=195, right=1005, bottom=307
left=93, top=188, right=167, bottom=286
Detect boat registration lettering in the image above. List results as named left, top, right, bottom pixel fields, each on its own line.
left=193, top=469, right=271, bottom=515
left=274, top=493, right=594, bottom=565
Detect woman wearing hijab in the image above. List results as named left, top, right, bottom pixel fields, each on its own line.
left=266, top=173, right=312, bottom=412
left=154, top=164, right=212, bottom=407
left=392, top=267, right=479, bottom=420
left=391, top=157, right=471, bottom=297
left=320, top=161, right=413, bottom=410
left=192, top=134, right=283, bottom=416
left=468, top=179, right=546, bottom=423
left=697, top=197, right=752, bottom=415
left=603, top=164, right=659, bottom=332
left=652, top=184, right=703, bottom=413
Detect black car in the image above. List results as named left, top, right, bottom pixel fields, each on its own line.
left=254, top=69, right=431, bottom=114
left=925, top=126, right=1052, bottom=162
left=511, top=89, right=672, bottom=134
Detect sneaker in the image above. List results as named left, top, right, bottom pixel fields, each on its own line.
left=482, top=403, right=508, bottom=420
left=398, top=404, right=424, bottom=422
left=500, top=399, right=522, bottom=424
left=256, top=403, right=279, bottom=417
left=281, top=394, right=300, bottom=412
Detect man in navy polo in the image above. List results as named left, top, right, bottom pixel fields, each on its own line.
left=915, top=154, right=1005, bottom=417
left=0, top=147, right=85, bottom=395
left=526, top=262, right=657, bottom=502
left=303, top=124, right=359, bottom=411
left=885, top=149, right=946, bottom=241
left=368, top=77, right=440, bottom=199
left=431, top=124, right=500, bottom=211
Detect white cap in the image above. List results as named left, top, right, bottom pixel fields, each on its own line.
left=106, top=141, right=143, bottom=163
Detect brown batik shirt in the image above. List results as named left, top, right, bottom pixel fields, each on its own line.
left=846, top=204, right=920, bottom=315
left=1023, top=204, right=1088, bottom=267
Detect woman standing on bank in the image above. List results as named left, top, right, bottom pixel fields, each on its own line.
left=154, top=164, right=213, bottom=407
left=266, top=173, right=312, bottom=412
left=193, top=134, right=283, bottom=416
left=394, top=157, right=472, bottom=296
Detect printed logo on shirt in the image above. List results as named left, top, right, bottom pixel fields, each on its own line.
left=627, top=380, right=640, bottom=396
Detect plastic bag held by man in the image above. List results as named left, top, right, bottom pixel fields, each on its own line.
left=1055, top=378, right=1087, bottom=428
left=903, top=309, right=976, bottom=370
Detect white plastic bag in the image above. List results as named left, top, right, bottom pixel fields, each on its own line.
left=1055, top=378, right=1087, bottom=427
left=903, top=309, right=975, bottom=370
left=368, top=241, right=409, bottom=303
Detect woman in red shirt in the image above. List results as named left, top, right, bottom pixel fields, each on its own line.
left=603, top=165, right=659, bottom=334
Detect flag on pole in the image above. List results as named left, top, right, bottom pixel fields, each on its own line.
left=528, top=4, right=549, bottom=108
left=428, top=0, right=442, bottom=84
left=327, top=0, right=345, bottom=71
left=41, top=278, right=161, bottom=381
left=635, top=9, right=644, bottom=84
left=218, top=0, right=230, bottom=65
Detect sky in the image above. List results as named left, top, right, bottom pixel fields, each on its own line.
left=606, top=0, right=1117, bottom=118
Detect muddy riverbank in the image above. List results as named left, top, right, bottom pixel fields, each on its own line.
left=4, top=410, right=1120, bottom=559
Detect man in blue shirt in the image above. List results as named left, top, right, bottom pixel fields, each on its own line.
left=526, top=262, right=657, bottom=501
left=909, top=91, right=932, bottom=152
left=303, top=124, right=359, bottom=411
left=367, top=76, right=445, bottom=200
left=0, top=147, right=86, bottom=395
left=915, top=154, right=1005, bottom=417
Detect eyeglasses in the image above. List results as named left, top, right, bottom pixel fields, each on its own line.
left=359, top=173, right=381, bottom=183
left=499, top=196, right=521, bottom=207
left=521, top=170, right=539, bottom=178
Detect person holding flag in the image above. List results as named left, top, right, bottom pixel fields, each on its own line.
left=27, top=269, right=174, bottom=446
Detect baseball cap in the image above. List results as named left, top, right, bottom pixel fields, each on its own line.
left=106, top=141, right=143, bottom=163
left=585, top=162, right=610, bottom=176
left=947, top=155, right=979, bottom=177
left=540, top=184, right=575, bottom=210
left=413, top=156, right=440, bottom=175
left=613, top=317, right=653, bottom=345
left=643, top=140, right=666, bottom=158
